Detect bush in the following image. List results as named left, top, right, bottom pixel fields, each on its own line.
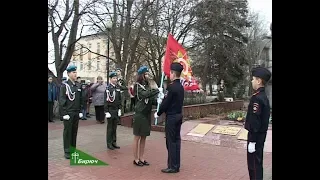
left=184, top=92, right=206, bottom=105
left=227, top=110, right=246, bottom=122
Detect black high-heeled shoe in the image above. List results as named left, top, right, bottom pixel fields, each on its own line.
left=133, top=160, right=143, bottom=166
left=139, top=160, right=150, bottom=166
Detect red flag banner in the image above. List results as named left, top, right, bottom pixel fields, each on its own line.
left=163, top=34, right=192, bottom=80
left=163, top=34, right=200, bottom=91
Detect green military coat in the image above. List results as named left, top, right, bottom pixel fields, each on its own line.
left=133, top=82, right=159, bottom=136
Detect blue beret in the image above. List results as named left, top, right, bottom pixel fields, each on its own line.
left=252, top=67, right=271, bottom=82
left=66, top=65, right=77, bottom=72
left=137, top=66, right=149, bottom=75
left=109, top=71, right=117, bottom=78
left=170, top=62, right=183, bottom=73
left=62, top=77, right=67, bottom=80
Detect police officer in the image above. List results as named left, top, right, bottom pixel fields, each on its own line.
left=245, top=67, right=271, bottom=180
left=59, top=65, right=84, bottom=159
left=154, top=62, right=184, bottom=173
left=104, top=71, right=122, bottom=150
left=115, top=68, right=128, bottom=116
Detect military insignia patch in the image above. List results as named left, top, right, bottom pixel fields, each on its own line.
left=253, top=103, right=259, bottom=113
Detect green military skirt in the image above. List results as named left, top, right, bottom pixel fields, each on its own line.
left=133, top=112, right=152, bottom=136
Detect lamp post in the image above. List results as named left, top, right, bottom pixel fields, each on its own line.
left=106, top=22, right=112, bottom=85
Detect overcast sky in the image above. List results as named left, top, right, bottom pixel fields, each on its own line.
left=48, top=0, right=272, bottom=77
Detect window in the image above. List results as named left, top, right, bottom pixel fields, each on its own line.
left=97, top=43, right=100, bottom=54
left=97, top=61, right=100, bottom=70
left=80, top=62, right=83, bottom=70
left=80, top=48, right=83, bottom=60
left=88, top=43, right=92, bottom=60
left=88, top=52, right=91, bottom=60
left=88, top=61, right=92, bottom=70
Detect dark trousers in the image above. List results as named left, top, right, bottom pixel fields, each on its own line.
left=247, top=132, right=267, bottom=180
left=94, top=105, right=105, bottom=121
left=48, top=102, right=54, bottom=122
left=63, top=112, right=80, bottom=154
left=165, top=114, right=183, bottom=170
left=106, top=110, right=119, bottom=145
left=130, top=97, right=135, bottom=111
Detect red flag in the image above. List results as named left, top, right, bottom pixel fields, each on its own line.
left=163, top=34, right=201, bottom=91
left=163, top=34, right=192, bottom=80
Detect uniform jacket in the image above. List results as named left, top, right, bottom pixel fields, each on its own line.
left=244, top=87, right=270, bottom=142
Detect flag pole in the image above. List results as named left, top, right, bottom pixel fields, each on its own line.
left=155, top=71, right=165, bottom=125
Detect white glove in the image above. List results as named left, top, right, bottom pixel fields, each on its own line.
left=79, top=113, right=83, bottom=118
left=158, top=92, right=165, bottom=99
left=118, top=109, right=121, bottom=116
left=63, top=115, right=70, bottom=120
left=248, top=142, right=256, bottom=153
left=105, top=112, right=111, bottom=118
left=154, top=112, right=159, bottom=119
left=158, top=87, right=163, bottom=93
left=157, top=97, right=162, bottom=104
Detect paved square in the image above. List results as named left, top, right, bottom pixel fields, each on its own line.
left=48, top=119, right=272, bottom=180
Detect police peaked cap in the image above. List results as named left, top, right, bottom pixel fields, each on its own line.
left=252, top=67, right=271, bottom=82
left=137, top=66, right=149, bottom=75
left=170, top=62, right=183, bottom=73
left=109, top=71, right=117, bottom=78
left=66, top=65, right=77, bottom=72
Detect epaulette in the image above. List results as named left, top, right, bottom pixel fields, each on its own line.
left=252, top=91, right=260, bottom=96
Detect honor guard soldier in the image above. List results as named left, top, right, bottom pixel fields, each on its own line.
left=154, top=62, right=184, bottom=173
left=59, top=65, right=84, bottom=159
left=245, top=67, right=271, bottom=180
left=62, top=77, right=67, bottom=83
left=105, top=71, right=122, bottom=150
left=115, top=68, right=128, bottom=117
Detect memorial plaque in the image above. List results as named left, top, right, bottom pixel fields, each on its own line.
left=237, top=129, right=248, bottom=140
left=212, top=125, right=241, bottom=136
left=187, top=123, right=215, bottom=137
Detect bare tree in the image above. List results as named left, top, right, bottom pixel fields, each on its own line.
left=84, top=0, right=152, bottom=80
left=244, top=10, right=269, bottom=95
left=48, top=0, right=96, bottom=83
left=136, top=0, right=197, bottom=84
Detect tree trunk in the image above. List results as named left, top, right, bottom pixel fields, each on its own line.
left=209, top=80, right=213, bottom=95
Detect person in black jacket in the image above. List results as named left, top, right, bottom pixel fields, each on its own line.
left=48, top=75, right=58, bottom=122
left=154, top=63, right=184, bottom=173
left=245, top=67, right=271, bottom=180
left=80, top=83, right=89, bottom=120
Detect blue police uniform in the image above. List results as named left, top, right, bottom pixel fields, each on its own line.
left=245, top=67, right=271, bottom=180
left=157, top=63, right=184, bottom=173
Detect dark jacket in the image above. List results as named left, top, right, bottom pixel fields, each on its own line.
left=48, top=82, right=58, bottom=102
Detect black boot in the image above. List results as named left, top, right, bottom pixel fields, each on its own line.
left=112, top=143, right=120, bottom=149
left=107, top=144, right=115, bottom=150
left=64, top=153, right=70, bottom=159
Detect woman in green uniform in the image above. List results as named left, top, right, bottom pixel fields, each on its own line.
left=132, top=66, right=160, bottom=166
